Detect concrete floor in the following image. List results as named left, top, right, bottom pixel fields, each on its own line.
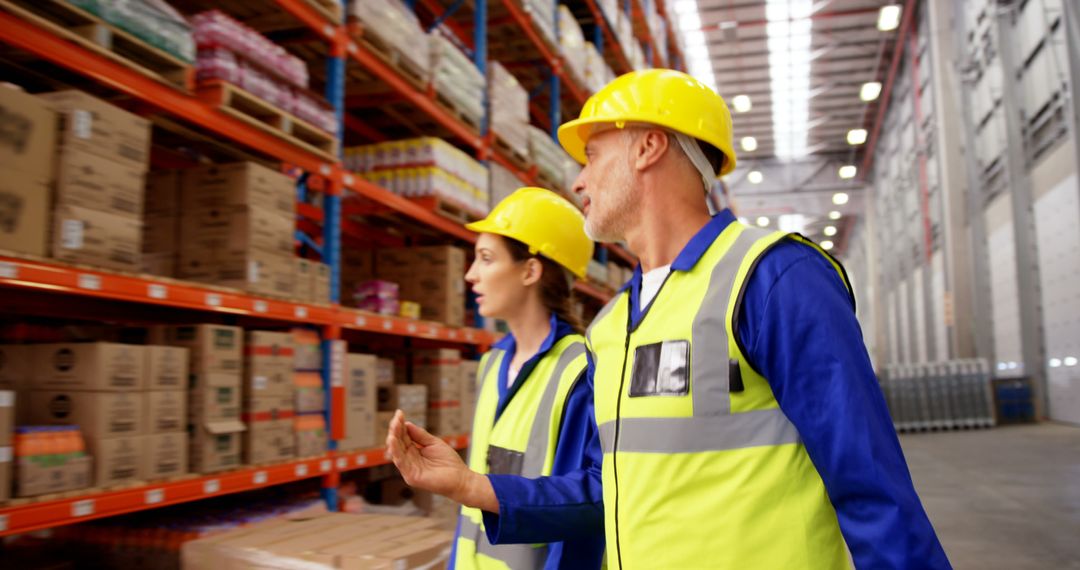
left=901, top=423, right=1080, bottom=569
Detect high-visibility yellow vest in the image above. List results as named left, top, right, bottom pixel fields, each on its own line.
left=587, top=223, right=853, bottom=569
left=455, top=334, right=588, bottom=570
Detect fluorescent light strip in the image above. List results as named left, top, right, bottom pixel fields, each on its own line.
left=767, top=0, right=813, bottom=161
left=673, top=0, right=717, bottom=91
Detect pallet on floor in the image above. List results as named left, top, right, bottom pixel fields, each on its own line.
left=0, top=0, right=193, bottom=92
left=195, top=79, right=339, bottom=162
left=351, top=24, right=430, bottom=92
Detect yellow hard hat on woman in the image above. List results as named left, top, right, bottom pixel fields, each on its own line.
left=557, top=68, right=737, bottom=176
left=466, top=187, right=593, bottom=279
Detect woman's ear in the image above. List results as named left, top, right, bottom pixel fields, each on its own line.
left=521, top=257, right=543, bottom=287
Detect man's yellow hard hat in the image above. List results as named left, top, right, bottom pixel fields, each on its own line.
left=466, top=187, right=594, bottom=279
left=557, top=69, right=737, bottom=176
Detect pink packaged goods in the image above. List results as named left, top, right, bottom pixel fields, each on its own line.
left=355, top=280, right=399, bottom=300
left=357, top=297, right=400, bottom=316
left=293, top=92, right=337, bottom=133
left=191, top=11, right=308, bottom=89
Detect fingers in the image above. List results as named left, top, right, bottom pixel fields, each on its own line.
left=404, top=420, right=440, bottom=446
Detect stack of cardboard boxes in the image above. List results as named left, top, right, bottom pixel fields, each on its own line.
left=243, top=331, right=296, bottom=464
left=0, top=86, right=55, bottom=257
left=292, top=329, right=326, bottom=457
left=177, top=163, right=297, bottom=298
left=411, top=349, right=463, bottom=435
left=154, top=324, right=245, bottom=473
left=43, top=91, right=150, bottom=272
left=143, top=345, right=190, bottom=480
left=295, top=258, right=333, bottom=304
left=375, top=246, right=466, bottom=327
left=459, top=359, right=480, bottom=433
left=338, top=348, right=378, bottom=452
left=141, top=170, right=182, bottom=276
left=0, top=388, right=12, bottom=501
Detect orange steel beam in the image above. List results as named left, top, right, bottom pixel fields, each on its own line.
left=342, top=174, right=478, bottom=242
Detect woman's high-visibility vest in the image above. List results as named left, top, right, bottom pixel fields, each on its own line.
left=455, top=334, right=588, bottom=570
left=587, top=223, right=854, bottom=569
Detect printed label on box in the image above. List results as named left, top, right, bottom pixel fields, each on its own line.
left=62, top=219, right=84, bottom=249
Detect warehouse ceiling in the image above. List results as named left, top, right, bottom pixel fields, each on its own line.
left=677, top=0, right=906, bottom=253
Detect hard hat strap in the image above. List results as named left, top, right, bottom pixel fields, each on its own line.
left=670, top=130, right=716, bottom=194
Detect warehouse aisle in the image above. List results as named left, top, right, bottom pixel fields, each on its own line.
left=902, top=424, right=1080, bottom=569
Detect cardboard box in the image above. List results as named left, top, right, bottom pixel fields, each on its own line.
left=294, top=414, right=327, bottom=457
left=313, top=262, right=331, bottom=304
left=375, top=358, right=395, bottom=387
left=378, top=384, right=427, bottom=414
left=0, top=345, right=34, bottom=390
left=341, top=248, right=374, bottom=296
left=179, top=206, right=294, bottom=255
left=0, top=172, right=50, bottom=256
left=142, top=431, right=188, bottom=479
left=34, top=342, right=145, bottom=391
left=0, top=85, right=57, bottom=182
left=29, top=390, right=144, bottom=438
left=55, top=146, right=146, bottom=216
left=189, top=380, right=241, bottom=422
left=0, top=390, right=12, bottom=445
left=426, top=406, right=461, bottom=436
left=139, top=252, right=175, bottom=276
left=460, top=360, right=479, bottom=429
left=38, top=90, right=150, bottom=169
left=294, top=372, right=325, bottom=413
left=142, top=213, right=178, bottom=254
left=52, top=204, right=141, bottom=271
left=338, top=354, right=377, bottom=451
left=244, top=418, right=296, bottom=464
left=376, top=246, right=466, bottom=326
left=243, top=391, right=294, bottom=417
left=145, top=345, right=189, bottom=390
left=144, top=390, right=186, bottom=433
left=180, top=162, right=295, bottom=216
left=189, top=419, right=245, bottom=473
left=152, top=324, right=243, bottom=374
left=144, top=169, right=179, bottom=214
left=245, top=331, right=295, bottom=381
left=412, top=349, right=463, bottom=401
left=86, top=435, right=143, bottom=486
left=15, top=454, right=91, bottom=497
left=0, top=450, right=9, bottom=502
left=177, top=248, right=296, bottom=298
left=292, top=328, right=322, bottom=371
left=294, top=258, right=314, bottom=302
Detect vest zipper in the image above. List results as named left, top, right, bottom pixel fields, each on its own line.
left=612, top=306, right=634, bottom=570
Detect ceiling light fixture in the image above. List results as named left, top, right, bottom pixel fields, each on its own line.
left=748, top=170, right=764, bottom=184
left=847, top=128, right=868, bottom=145
left=757, top=216, right=770, bottom=227
left=767, top=0, right=812, bottom=160
left=824, top=225, right=837, bottom=237
left=878, top=5, right=902, bottom=31
left=829, top=210, right=842, bottom=220
left=860, top=81, right=883, bottom=102
left=733, top=94, right=752, bottom=113
left=821, top=240, right=834, bottom=250
left=833, top=192, right=849, bottom=205
left=838, top=165, right=857, bottom=179
left=741, top=136, right=758, bottom=151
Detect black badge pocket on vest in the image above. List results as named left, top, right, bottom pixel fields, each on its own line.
left=629, top=340, right=690, bottom=397
left=487, top=445, right=525, bottom=475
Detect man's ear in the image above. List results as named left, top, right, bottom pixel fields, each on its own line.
left=522, top=257, right=543, bottom=287
left=633, top=129, right=671, bottom=172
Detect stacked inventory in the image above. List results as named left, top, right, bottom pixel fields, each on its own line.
left=488, top=62, right=529, bottom=158
left=528, top=126, right=573, bottom=191
left=411, top=349, right=463, bottom=435
left=143, top=345, right=190, bottom=479
left=141, top=170, right=181, bottom=275
left=292, top=329, right=327, bottom=457
left=524, top=0, right=557, bottom=46
left=154, top=325, right=245, bottom=473
left=177, top=162, right=297, bottom=298
left=0, top=86, right=55, bottom=258
left=340, top=248, right=374, bottom=309
left=192, top=11, right=334, bottom=133
left=0, top=388, right=11, bottom=500
left=70, top=0, right=195, bottom=62
left=429, top=32, right=486, bottom=127
left=459, top=360, right=479, bottom=432
left=294, top=258, right=332, bottom=304
left=44, top=91, right=150, bottom=272
left=346, top=137, right=489, bottom=217
left=488, top=162, right=521, bottom=209
left=350, top=0, right=431, bottom=78
left=583, top=43, right=616, bottom=94
left=558, top=6, right=588, bottom=85
left=375, top=246, right=467, bottom=327
left=354, top=280, right=401, bottom=316
left=12, top=426, right=90, bottom=498
left=338, top=348, right=379, bottom=451
left=243, top=332, right=297, bottom=464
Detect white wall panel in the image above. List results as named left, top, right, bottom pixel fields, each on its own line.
left=985, top=194, right=1024, bottom=377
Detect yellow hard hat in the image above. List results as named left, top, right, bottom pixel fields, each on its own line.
left=557, top=69, right=737, bottom=176
left=466, top=187, right=594, bottom=279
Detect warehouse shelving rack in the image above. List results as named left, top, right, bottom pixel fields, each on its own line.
left=0, top=0, right=673, bottom=536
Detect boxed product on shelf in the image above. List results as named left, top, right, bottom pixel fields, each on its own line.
left=245, top=418, right=296, bottom=464
left=0, top=85, right=58, bottom=183
left=0, top=171, right=50, bottom=257
left=583, top=42, right=610, bottom=93
left=140, top=252, right=175, bottom=276
left=312, top=262, right=331, bottom=303
left=488, top=161, right=519, bottom=209
left=191, top=11, right=307, bottom=89
left=338, top=352, right=377, bottom=451
left=355, top=279, right=399, bottom=300
left=145, top=345, right=189, bottom=391
left=245, top=331, right=295, bottom=384
left=528, top=125, right=574, bottom=191
left=38, top=90, right=151, bottom=170
left=292, top=90, right=337, bottom=134
left=189, top=419, right=245, bottom=473
left=376, top=358, right=394, bottom=387
left=145, top=169, right=180, bottom=214
left=294, top=413, right=326, bottom=457
left=429, top=31, right=486, bottom=126
left=72, top=0, right=196, bottom=62
left=56, top=145, right=146, bottom=217
left=33, top=342, right=146, bottom=391
left=523, top=0, right=557, bottom=46
left=378, top=384, right=427, bottom=422
left=142, top=213, right=178, bottom=254
left=180, top=162, right=296, bottom=217
left=357, top=295, right=399, bottom=317
left=558, top=5, right=587, bottom=84
left=14, top=426, right=92, bottom=497
left=144, top=389, right=186, bottom=433
left=350, top=0, right=431, bottom=78
left=52, top=204, right=142, bottom=272
left=460, top=360, right=479, bottom=428
left=488, top=62, right=529, bottom=156
left=179, top=205, right=295, bottom=255
left=188, top=374, right=241, bottom=423
left=411, top=349, right=462, bottom=435
left=292, top=328, right=322, bottom=371
left=340, top=248, right=374, bottom=301
left=399, top=300, right=421, bottom=319
left=86, top=434, right=143, bottom=486
left=376, top=246, right=466, bottom=327
left=295, top=258, right=315, bottom=302
left=177, top=248, right=297, bottom=298
left=29, top=390, right=145, bottom=438
left=142, top=431, right=188, bottom=479
left=151, top=324, right=243, bottom=375
left=294, top=372, right=325, bottom=413
left=0, top=390, right=11, bottom=501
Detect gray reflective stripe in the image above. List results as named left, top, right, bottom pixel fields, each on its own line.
left=458, top=515, right=547, bottom=569
left=597, top=407, right=800, bottom=454
left=520, top=342, right=587, bottom=477
left=480, top=349, right=503, bottom=385
left=689, top=225, right=765, bottom=416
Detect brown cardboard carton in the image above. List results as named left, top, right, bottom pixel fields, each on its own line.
left=460, top=360, right=479, bottom=429
left=313, top=262, right=331, bottom=304
left=295, top=258, right=314, bottom=302
left=144, top=390, right=186, bottom=433
left=294, top=414, right=327, bottom=457
left=412, top=349, right=463, bottom=401
left=38, top=90, right=150, bottom=169
left=189, top=419, right=245, bottom=473
left=244, top=418, right=296, bottom=464
left=180, top=162, right=295, bottom=216
left=34, top=342, right=145, bottom=391
left=142, top=214, right=178, bottom=254
left=177, top=247, right=296, bottom=298
left=242, top=392, right=294, bottom=417
left=86, top=435, right=142, bottom=486
left=292, top=329, right=322, bottom=371
left=29, top=390, right=144, bottom=438
left=144, top=169, right=179, bottom=214
left=15, top=454, right=91, bottom=497
left=179, top=206, right=294, bottom=255
left=139, top=252, right=175, bottom=276
left=55, top=147, right=146, bottom=216
left=189, top=381, right=241, bottom=423
left=377, top=384, right=427, bottom=414
left=0, top=85, right=57, bottom=182
left=0, top=390, right=13, bottom=446
left=376, top=246, right=466, bottom=326
left=52, top=204, right=141, bottom=271
left=338, top=354, right=377, bottom=451
left=0, top=170, right=50, bottom=257
left=426, top=406, right=461, bottom=436
left=341, top=248, right=373, bottom=296
left=0, top=345, right=34, bottom=390
left=152, top=324, right=242, bottom=374
left=0, top=449, right=10, bottom=502
left=374, top=358, right=395, bottom=387
left=145, top=345, right=189, bottom=390
left=245, top=331, right=295, bottom=381
left=294, top=372, right=325, bottom=414
left=141, top=431, right=187, bottom=479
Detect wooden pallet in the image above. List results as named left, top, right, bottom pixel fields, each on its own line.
left=305, top=0, right=342, bottom=24
left=353, top=24, right=430, bottom=92
left=493, top=135, right=532, bottom=172
left=196, top=80, right=339, bottom=162
left=434, top=91, right=483, bottom=134
left=410, top=195, right=483, bottom=224
left=0, top=0, right=193, bottom=92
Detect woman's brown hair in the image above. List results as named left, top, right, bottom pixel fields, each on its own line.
left=500, top=235, right=584, bottom=334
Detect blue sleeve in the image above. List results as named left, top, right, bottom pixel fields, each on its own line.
left=739, top=240, right=951, bottom=570
left=481, top=367, right=605, bottom=548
